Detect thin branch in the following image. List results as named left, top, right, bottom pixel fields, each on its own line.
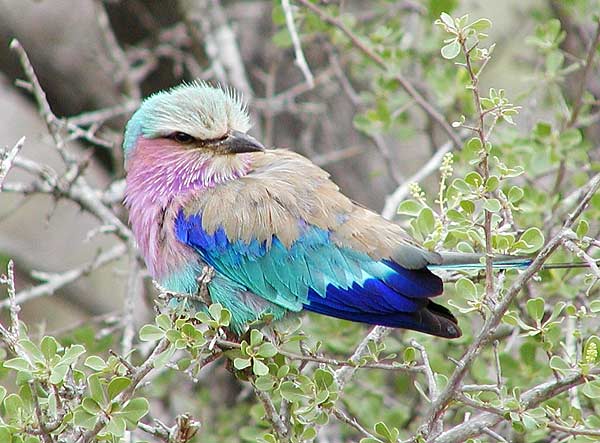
left=334, top=325, right=392, bottom=390
left=254, top=387, right=288, bottom=440
left=547, top=422, right=600, bottom=438
left=281, top=0, right=314, bottom=88
left=332, top=407, right=380, bottom=442
left=0, top=244, right=127, bottom=309
left=93, top=0, right=141, bottom=99
left=382, top=140, right=453, bottom=219
left=0, top=260, right=20, bottom=345
left=568, top=17, right=600, bottom=127
left=0, top=137, right=25, bottom=189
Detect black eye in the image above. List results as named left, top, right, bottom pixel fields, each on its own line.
left=170, top=132, right=194, bottom=143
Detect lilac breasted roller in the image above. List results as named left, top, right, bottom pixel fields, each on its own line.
left=123, top=82, right=533, bottom=339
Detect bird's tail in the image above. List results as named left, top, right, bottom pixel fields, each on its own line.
left=428, top=252, right=591, bottom=271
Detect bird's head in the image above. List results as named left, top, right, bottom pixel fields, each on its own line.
left=123, top=81, right=264, bottom=166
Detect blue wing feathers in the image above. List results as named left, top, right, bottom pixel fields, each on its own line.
left=174, top=209, right=458, bottom=337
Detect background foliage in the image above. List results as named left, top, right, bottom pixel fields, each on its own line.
left=0, top=0, right=600, bottom=442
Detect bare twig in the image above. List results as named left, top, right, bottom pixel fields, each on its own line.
left=333, top=325, right=391, bottom=390
left=281, top=0, right=315, bottom=88
left=0, top=244, right=126, bottom=309
left=0, top=260, right=20, bottom=343
left=332, top=407, right=379, bottom=441
left=568, top=17, right=600, bottom=127
left=93, top=0, right=141, bottom=99
left=254, top=387, right=288, bottom=440
left=0, top=137, right=25, bottom=189
left=382, top=140, right=453, bottom=219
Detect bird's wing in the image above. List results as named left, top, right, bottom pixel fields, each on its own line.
left=175, top=150, right=460, bottom=338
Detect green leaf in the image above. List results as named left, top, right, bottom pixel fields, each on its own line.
left=105, top=416, right=126, bottom=437
left=460, top=199, right=475, bottom=215
left=18, top=339, right=44, bottom=364
left=88, top=374, right=104, bottom=404
left=3, top=394, right=24, bottom=418
left=576, top=219, right=589, bottom=238
left=253, top=359, right=269, bottom=376
left=301, top=427, right=317, bottom=441
left=441, top=40, right=460, bottom=59
left=314, top=368, right=334, bottom=388
left=526, top=298, right=545, bottom=323
left=397, top=200, right=422, bottom=216
left=139, top=325, right=165, bottom=342
left=440, top=12, right=455, bottom=28
left=234, top=358, right=251, bottom=370
left=374, top=422, right=399, bottom=442
left=469, top=18, right=492, bottom=31
left=254, top=375, right=275, bottom=391
left=483, top=198, right=502, bottom=213
left=515, top=228, right=544, bottom=253
left=257, top=343, right=278, bottom=358
left=118, top=397, right=149, bottom=425
left=153, top=344, right=175, bottom=369
left=533, top=121, right=552, bottom=139
left=417, top=207, right=436, bottom=234
left=82, top=397, right=102, bottom=414
left=0, top=428, right=11, bottom=443
left=485, top=176, right=500, bottom=192
left=84, top=356, right=107, bottom=371
left=208, top=303, right=224, bottom=321
left=49, top=363, right=69, bottom=384
left=155, top=314, right=171, bottom=331
left=107, top=377, right=131, bottom=401
left=73, top=408, right=98, bottom=429
left=250, top=329, right=264, bottom=347
left=583, top=336, right=600, bottom=364
left=559, top=128, right=582, bottom=148
left=582, top=380, right=600, bottom=398
left=508, top=186, right=524, bottom=203
left=549, top=356, right=571, bottom=373
left=467, top=137, right=483, bottom=151
left=456, top=277, right=478, bottom=299
left=3, top=357, right=31, bottom=372
left=280, top=381, right=307, bottom=402
left=40, top=336, right=59, bottom=361
left=61, top=345, right=85, bottom=365
left=464, top=171, right=483, bottom=187
left=403, top=347, right=416, bottom=363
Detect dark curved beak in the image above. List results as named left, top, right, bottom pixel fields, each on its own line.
left=224, top=130, right=265, bottom=154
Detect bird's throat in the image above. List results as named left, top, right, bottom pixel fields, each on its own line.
left=124, top=136, right=253, bottom=279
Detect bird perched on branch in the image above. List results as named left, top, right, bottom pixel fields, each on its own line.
left=123, top=82, right=532, bottom=339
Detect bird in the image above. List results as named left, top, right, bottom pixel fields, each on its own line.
left=123, top=81, right=534, bottom=339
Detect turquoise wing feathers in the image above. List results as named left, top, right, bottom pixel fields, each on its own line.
left=174, top=208, right=461, bottom=338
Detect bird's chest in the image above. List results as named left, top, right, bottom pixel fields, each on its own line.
left=128, top=195, right=200, bottom=282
